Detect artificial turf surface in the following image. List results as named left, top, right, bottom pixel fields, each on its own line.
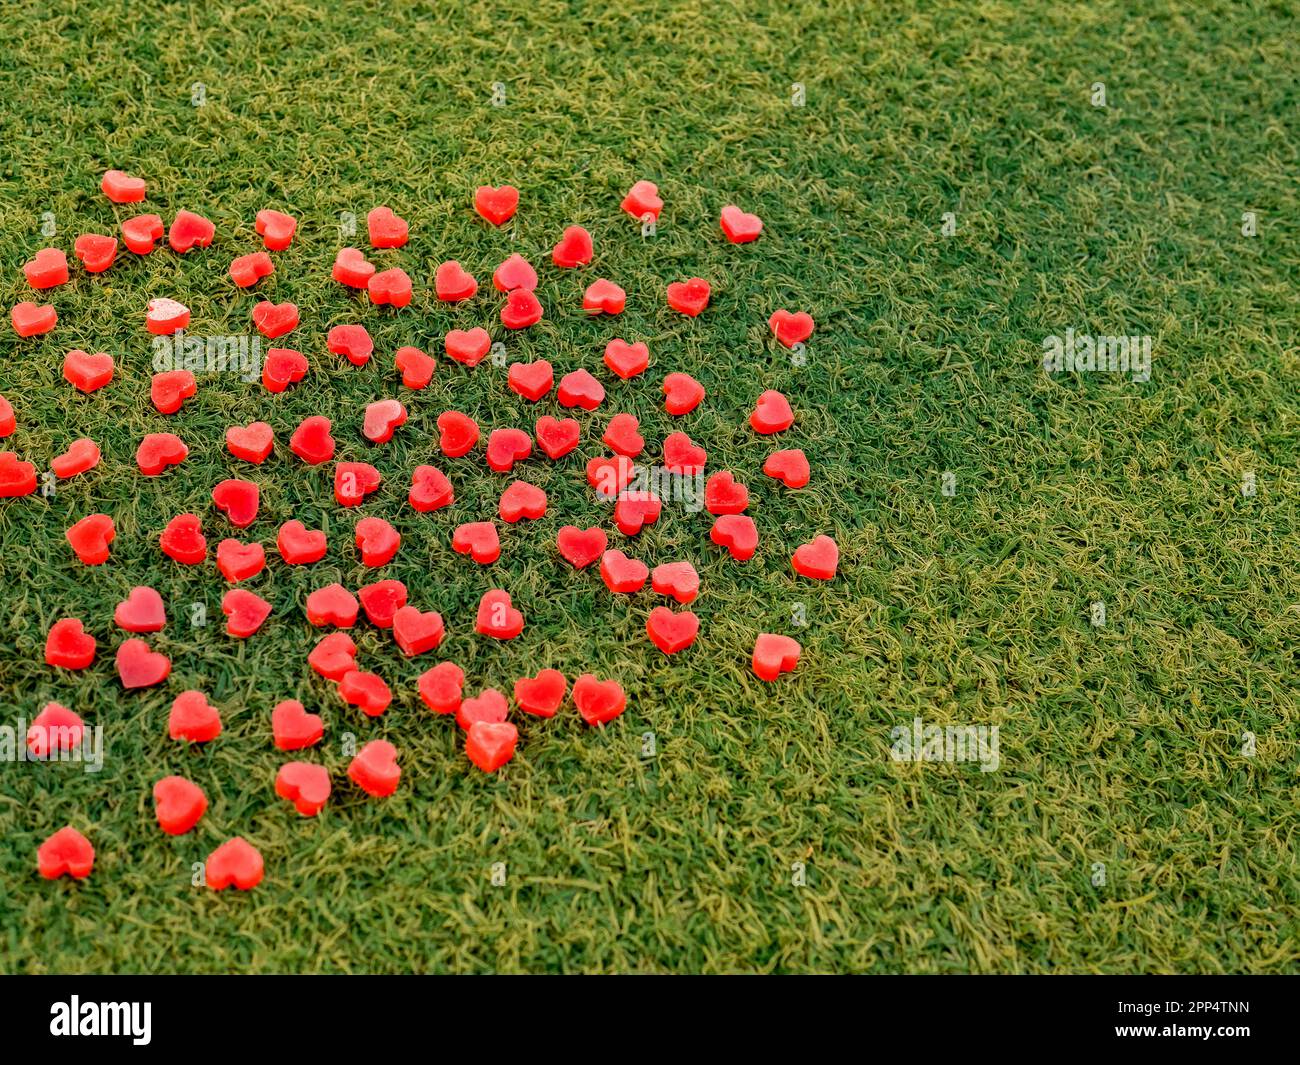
left=1, top=0, right=1297, bottom=974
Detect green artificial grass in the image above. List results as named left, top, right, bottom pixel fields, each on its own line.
left=0, top=0, right=1297, bottom=974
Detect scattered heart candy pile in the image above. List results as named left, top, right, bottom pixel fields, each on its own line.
left=15, top=170, right=835, bottom=888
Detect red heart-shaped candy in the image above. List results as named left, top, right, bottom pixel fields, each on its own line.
left=768, top=309, right=814, bottom=348
left=206, top=837, right=263, bottom=890
left=63, top=349, right=113, bottom=392
left=115, top=586, right=165, bottom=632
left=222, top=588, right=272, bottom=637
left=151, top=369, right=197, bottom=414
left=363, top=399, right=407, bottom=443
left=514, top=668, right=567, bottom=717
left=74, top=233, right=117, bottom=273
left=276, top=762, right=331, bottom=816
left=557, top=369, right=605, bottom=410
left=763, top=448, right=810, bottom=488
left=153, top=776, right=207, bottom=835
left=168, top=209, right=215, bottom=253
left=454, top=690, right=507, bottom=734
left=333, top=247, right=375, bottom=288
left=226, top=421, right=274, bottom=464
left=705, top=471, right=749, bottom=514
left=335, top=462, right=381, bottom=506
left=486, top=428, right=532, bottom=472
left=0, top=451, right=37, bottom=496
left=792, top=535, right=838, bottom=580
left=121, top=214, right=164, bottom=254
left=368, top=268, right=413, bottom=307
left=216, top=538, right=265, bottom=582
left=136, top=432, right=188, bottom=476
left=602, top=412, right=644, bottom=457
left=662, top=372, right=704, bottom=415
left=230, top=251, right=274, bottom=287
left=663, top=431, right=706, bottom=474
left=27, top=702, right=83, bottom=758
left=666, top=277, right=710, bottom=316
left=348, top=740, right=400, bottom=796
left=272, top=698, right=324, bottom=750
left=573, top=674, right=627, bottom=726
left=711, top=515, right=759, bottom=561
left=45, top=618, right=96, bottom=669
left=651, top=561, right=699, bottom=604
left=647, top=606, right=700, bottom=654
left=12, top=302, right=58, bottom=336
left=614, top=493, right=661, bottom=536
left=587, top=454, right=636, bottom=498
left=145, top=297, right=189, bottom=335
left=508, top=359, right=553, bottom=402
left=583, top=278, right=625, bottom=315
left=621, top=180, right=663, bottom=221
left=290, top=416, right=335, bottom=465
left=308, top=632, right=357, bottom=679
left=169, top=690, right=222, bottom=742
left=418, top=662, right=465, bottom=714
left=753, top=634, right=801, bottom=681
left=253, top=302, right=300, bottom=339
left=435, top=260, right=478, bottom=302
left=552, top=225, right=593, bottom=267
left=750, top=389, right=794, bottom=434
left=367, top=206, right=408, bottom=248
left=499, top=481, right=547, bottom=523
left=466, top=721, right=518, bottom=773
left=66, top=513, right=115, bottom=565
left=305, top=583, right=359, bottom=627
left=396, top=346, right=436, bottom=389
left=328, top=323, right=373, bottom=365
left=54, top=435, right=98, bottom=479
left=355, top=516, right=400, bottom=566
left=501, top=288, right=542, bottom=329
left=212, top=478, right=259, bottom=528
left=339, top=670, right=392, bottom=716
left=493, top=253, right=537, bottom=292
left=474, top=185, right=519, bottom=226
left=102, top=169, right=146, bottom=203
left=37, top=826, right=94, bottom=880
left=392, top=605, right=445, bottom=657
left=23, top=248, right=68, bottom=289
left=159, top=513, right=206, bottom=564
left=255, top=208, right=297, bottom=250
left=452, top=521, right=500, bottom=564
left=599, top=549, right=648, bottom=593
left=534, top=416, right=580, bottom=459
left=444, top=328, right=492, bottom=366
left=476, top=589, right=524, bottom=639
left=603, top=339, right=649, bottom=380
left=409, top=465, right=454, bottom=512
left=358, top=579, right=407, bottom=627
left=263, top=347, right=309, bottom=393
left=0, top=452, right=36, bottom=496
left=712, top=514, right=759, bottom=561
left=276, top=520, right=326, bottom=565
left=720, top=204, right=762, bottom=243
left=557, top=525, right=607, bottom=568
left=437, top=680, right=500, bottom=732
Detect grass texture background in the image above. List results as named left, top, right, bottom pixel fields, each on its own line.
left=0, top=0, right=1297, bottom=973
